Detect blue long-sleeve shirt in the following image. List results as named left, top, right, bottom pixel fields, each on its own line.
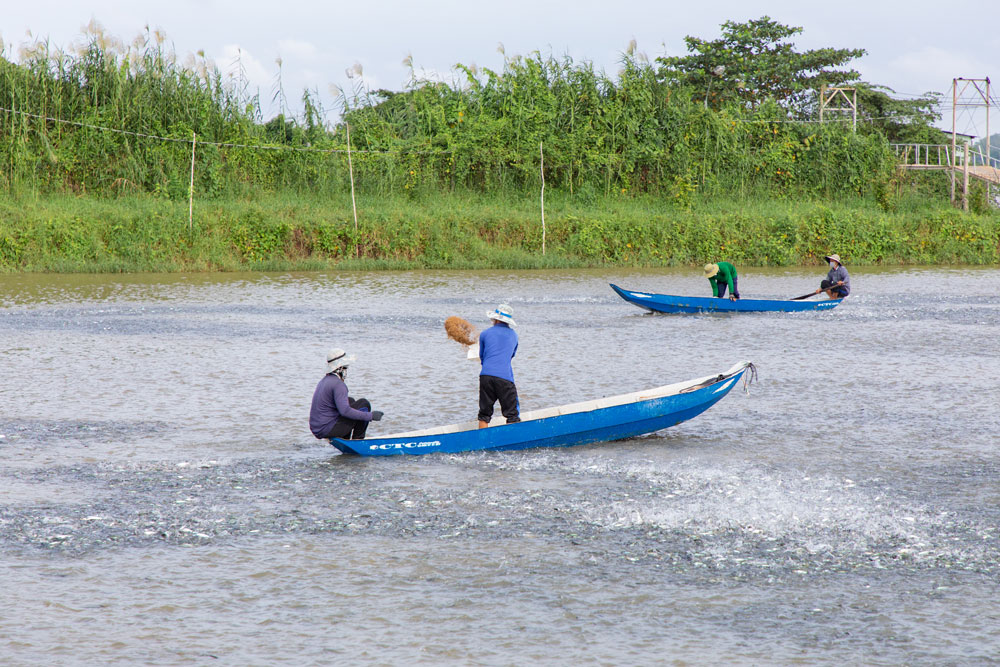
left=479, top=322, right=518, bottom=383
left=309, top=373, right=371, bottom=438
left=826, top=264, right=851, bottom=296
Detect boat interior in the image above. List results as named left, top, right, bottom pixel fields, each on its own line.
left=381, top=361, right=751, bottom=438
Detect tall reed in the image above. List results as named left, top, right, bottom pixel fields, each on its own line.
left=1, top=28, right=901, bottom=205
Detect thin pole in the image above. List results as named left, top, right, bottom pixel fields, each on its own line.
left=540, top=141, right=546, bottom=256
left=987, top=77, right=991, bottom=167
left=188, top=132, right=196, bottom=232
left=988, top=77, right=993, bottom=202
left=852, top=89, right=857, bottom=132
left=346, top=122, right=358, bottom=256
left=951, top=79, right=957, bottom=205
left=963, top=140, right=969, bottom=211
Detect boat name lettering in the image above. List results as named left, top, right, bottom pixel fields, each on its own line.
left=369, top=440, right=442, bottom=451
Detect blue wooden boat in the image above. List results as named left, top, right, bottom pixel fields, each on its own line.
left=331, top=361, right=755, bottom=457
left=610, top=283, right=842, bottom=314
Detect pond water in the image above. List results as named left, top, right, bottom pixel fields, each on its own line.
left=1, top=266, right=998, bottom=664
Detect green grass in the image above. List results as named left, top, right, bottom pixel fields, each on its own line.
left=1, top=190, right=997, bottom=273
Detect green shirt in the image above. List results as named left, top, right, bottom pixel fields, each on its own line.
left=708, top=261, right=737, bottom=297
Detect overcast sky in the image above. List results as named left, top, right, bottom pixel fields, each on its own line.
left=4, top=0, right=998, bottom=137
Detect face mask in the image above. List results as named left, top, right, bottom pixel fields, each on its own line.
left=829, top=262, right=836, bottom=268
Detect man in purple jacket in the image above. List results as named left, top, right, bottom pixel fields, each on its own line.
left=309, top=348, right=383, bottom=441
left=478, top=304, right=520, bottom=428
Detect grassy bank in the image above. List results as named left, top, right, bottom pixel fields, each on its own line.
left=1, top=191, right=998, bottom=273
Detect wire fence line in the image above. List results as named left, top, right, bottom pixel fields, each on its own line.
left=0, top=103, right=915, bottom=155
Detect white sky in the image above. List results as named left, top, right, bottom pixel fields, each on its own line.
left=3, top=0, right=998, bottom=137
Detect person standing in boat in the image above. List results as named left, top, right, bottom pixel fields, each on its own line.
left=309, top=348, right=383, bottom=441
left=704, top=261, right=740, bottom=300
left=478, top=304, right=520, bottom=428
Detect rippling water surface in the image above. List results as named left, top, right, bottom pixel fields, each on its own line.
left=1, top=267, right=999, bottom=665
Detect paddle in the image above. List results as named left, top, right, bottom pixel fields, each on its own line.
left=791, top=289, right=821, bottom=300
left=792, top=283, right=845, bottom=300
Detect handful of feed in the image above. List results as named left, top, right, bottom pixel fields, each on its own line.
left=444, top=316, right=477, bottom=346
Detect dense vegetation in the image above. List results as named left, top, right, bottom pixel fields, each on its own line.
left=2, top=191, right=996, bottom=273
left=0, top=19, right=994, bottom=272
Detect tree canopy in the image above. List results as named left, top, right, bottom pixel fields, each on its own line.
left=656, top=16, right=866, bottom=115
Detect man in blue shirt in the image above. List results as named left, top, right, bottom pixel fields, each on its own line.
left=478, top=304, right=520, bottom=428
left=309, top=348, right=383, bottom=441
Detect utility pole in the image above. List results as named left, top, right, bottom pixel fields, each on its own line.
left=951, top=77, right=992, bottom=208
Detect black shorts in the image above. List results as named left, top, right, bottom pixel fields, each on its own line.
left=478, top=375, right=520, bottom=423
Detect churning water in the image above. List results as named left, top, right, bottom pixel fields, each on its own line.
left=1, top=267, right=998, bottom=665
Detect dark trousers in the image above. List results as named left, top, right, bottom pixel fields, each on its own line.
left=821, top=279, right=848, bottom=297
left=717, top=277, right=740, bottom=299
left=478, top=375, right=520, bottom=424
left=326, top=397, right=371, bottom=440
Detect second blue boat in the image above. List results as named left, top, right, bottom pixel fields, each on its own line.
left=610, top=283, right=842, bottom=314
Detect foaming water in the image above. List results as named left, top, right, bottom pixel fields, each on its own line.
left=1, top=266, right=999, bottom=664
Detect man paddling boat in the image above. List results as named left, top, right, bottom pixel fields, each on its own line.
left=820, top=254, right=850, bottom=298
left=803, top=253, right=851, bottom=299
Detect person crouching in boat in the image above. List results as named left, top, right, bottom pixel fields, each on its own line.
left=478, top=304, right=520, bottom=429
left=704, top=261, right=740, bottom=300
left=309, top=348, right=383, bottom=441
left=817, top=254, right=850, bottom=299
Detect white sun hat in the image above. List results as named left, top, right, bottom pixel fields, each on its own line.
left=486, top=303, right=516, bottom=326
left=326, top=348, right=356, bottom=373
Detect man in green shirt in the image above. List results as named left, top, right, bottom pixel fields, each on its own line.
left=704, top=262, right=740, bottom=300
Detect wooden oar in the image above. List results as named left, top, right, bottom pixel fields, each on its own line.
left=791, top=289, right=820, bottom=300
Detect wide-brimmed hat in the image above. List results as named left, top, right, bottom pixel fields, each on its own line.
left=703, top=263, right=719, bottom=278
left=486, top=303, right=516, bottom=326
left=326, top=348, right=355, bottom=373
left=824, top=254, right=843, bottom=265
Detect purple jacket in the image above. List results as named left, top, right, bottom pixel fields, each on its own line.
left=309, top=374, right=371, bottom=438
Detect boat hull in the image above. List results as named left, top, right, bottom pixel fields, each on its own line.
left=610, top=283, right=842, bottom=313
left=331, top=363, right=750, bottom=457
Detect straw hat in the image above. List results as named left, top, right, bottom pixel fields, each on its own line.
left=824, top=254, right=843, bottom=265
left=326, top=348, right=355, bottom=374
left=486, top=303, right=516, bottom=326
left=703, top=263, right=719, bottom=278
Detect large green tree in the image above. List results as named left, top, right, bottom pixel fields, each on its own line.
left=656, top=16, right=866, bottom=114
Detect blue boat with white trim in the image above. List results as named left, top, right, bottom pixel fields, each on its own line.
left=610, top=283, right=842, bottom=314
left=331, top=361, right=755, bottom=456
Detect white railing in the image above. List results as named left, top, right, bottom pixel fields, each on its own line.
left=965, top=146, right=1000, bottom=169
left=891, top=143, right=1000, bottom=169
left=890, top=143, right=951, bottom=168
